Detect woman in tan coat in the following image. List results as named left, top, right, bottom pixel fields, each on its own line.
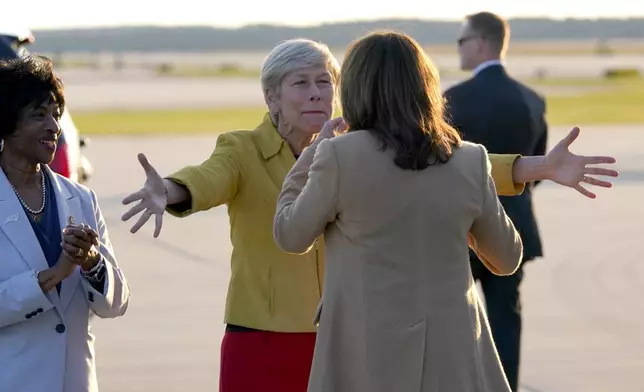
left=274, top=31, right=525, bottom=392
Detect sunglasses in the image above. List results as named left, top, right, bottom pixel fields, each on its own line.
left=457, top=35, right=482, bottom=46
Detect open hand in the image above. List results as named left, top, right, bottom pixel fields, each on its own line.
left=545, top=127, right=619, bottom=198
left=121, top=153, right=167, bottom=237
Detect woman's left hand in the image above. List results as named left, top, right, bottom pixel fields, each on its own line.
left=61, top=224, right=100, bottom=270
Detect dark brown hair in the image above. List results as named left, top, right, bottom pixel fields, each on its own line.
left=466, top=12, right=510, bottom=54
left=0, top=55, right=65, bottom=139
left=340, top=30, right=461, bottom=170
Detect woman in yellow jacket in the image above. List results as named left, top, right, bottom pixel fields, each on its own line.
left=121, top=39, right=617, bottom=392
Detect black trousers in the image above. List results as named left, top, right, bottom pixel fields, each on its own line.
left=471, top=258, right=525, bottom=392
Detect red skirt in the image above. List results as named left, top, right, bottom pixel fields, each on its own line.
left=219, top=329, right=317, bottom=392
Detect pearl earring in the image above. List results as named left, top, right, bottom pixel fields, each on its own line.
left=0, top=139, right=4, bottom=153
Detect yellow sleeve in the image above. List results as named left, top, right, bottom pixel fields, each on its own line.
left=469, top=147, right=523, bottom=275
left=489, top=154, right=525, bottom=196
left=165, top=132, right=242, bottom=217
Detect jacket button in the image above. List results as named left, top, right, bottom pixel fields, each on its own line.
left=55, top=324, right=66, bottom=333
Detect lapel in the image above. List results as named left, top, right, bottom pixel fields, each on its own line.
left=45, top=166, right=83, bottom=313
left=0, top=169, right=49, bottom=272
left=254, top=113, right=296, bottom=192
left=0, top=167, right=64, bottom=310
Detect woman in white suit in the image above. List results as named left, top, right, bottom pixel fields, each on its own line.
left=0, top=56, right=130, bottom=392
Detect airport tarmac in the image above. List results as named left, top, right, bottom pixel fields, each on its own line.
left=83, top=124, right=643, bottom=392
left=58, top=52, right=644, bottom=112
left=59, top=72, right=607, bottom=112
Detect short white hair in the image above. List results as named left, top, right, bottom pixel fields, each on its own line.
left=260, top=38, right=340, bottom=95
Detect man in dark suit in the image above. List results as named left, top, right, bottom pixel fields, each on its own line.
left=443, top=12, right=548, bottom=392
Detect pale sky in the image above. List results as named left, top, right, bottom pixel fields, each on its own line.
left=3, top=0, right=644, bottom=30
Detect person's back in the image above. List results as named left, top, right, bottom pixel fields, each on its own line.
left=324, top=130, right=518, bottom=292
left=445, top=14, right=548, bottom=390
left=306, top=130, right=522, bottom=392
left=445, top=12, right=547, bottom=265
left=446, top=67, right=544, bottom=155
left=447, top=65, right=546, bottom=261
left=273, top=31, right=523, bottom=392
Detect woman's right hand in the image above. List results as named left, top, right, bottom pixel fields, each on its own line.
left=38, top=255, right=77, bottom=292
left=317, top=117, right=347, bottom=141
left=121, top=153, right=167, bottom=238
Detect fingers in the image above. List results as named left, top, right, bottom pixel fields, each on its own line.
left=582, top=175, right=613, bottom=188
left=65, top=224, right=98, bottom=239
left=574, top=184, right=596, bottom=199
left=130, top=210, right=153, bottom=234
left=83, top=227, right=100, bottom=246
left=61, top=240, right=92, bottom=267
left=61, top=243, right=85, bottom=263
left=122, top=189, right=145, bottom=205
left=337, top=118, right=348, bottom=130
left=334, top=120, right=348, bottom=135
left=138, top=153, right=159, bottom=177
left=321, top=117, right=345, bottom=133
left=557, top=126, right=580, bottom=149
left=327, top=117, right=344, bottom=128
left=584, top=167, right=619, bottom=177
left=63, top=227, right=92, bottom=244
left=62, top=251, right=86, bottom=268
left=62, top=233, right=93, bottom=252
left=582, top=156, right=617, bottom=166
left=65, top=224, right=99, bottom=246
left=153, top=213, right=163, bottom=238
left=121, top=201, right=147, bottom=221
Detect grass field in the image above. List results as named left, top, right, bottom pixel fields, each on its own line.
left=156, top=66, right=471, bottom=79
left=50, top=39, right=644, bottom=72
left=155, top=65, right=261, bottom=78
left=73, top=77, right=644, bottom=135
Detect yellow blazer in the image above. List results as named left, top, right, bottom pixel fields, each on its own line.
left=165, top=113, right=524, bottom=332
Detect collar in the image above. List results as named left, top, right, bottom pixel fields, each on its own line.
left=472, top=59, right=504, bottom=76
left=255, top=112, right=289, bottom=160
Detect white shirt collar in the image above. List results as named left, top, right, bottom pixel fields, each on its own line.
left=472, top=60, right=503, bottom=76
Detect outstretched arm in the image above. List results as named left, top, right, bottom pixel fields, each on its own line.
left=512, top=127, right=618, bottom=199
left=122, top=132, right=242, bottom=237
left=489, top=127, right=618, bottom=198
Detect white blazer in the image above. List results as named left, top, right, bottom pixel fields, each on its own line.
left=0, top=166, right=130, bottom=392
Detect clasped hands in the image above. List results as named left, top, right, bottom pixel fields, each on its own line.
left=61, top=218, right=100, bottom=271
left=39, top=218, right=101, bottom=292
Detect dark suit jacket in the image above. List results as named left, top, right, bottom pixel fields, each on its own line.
left=444, top=64, right=547, bottom=261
